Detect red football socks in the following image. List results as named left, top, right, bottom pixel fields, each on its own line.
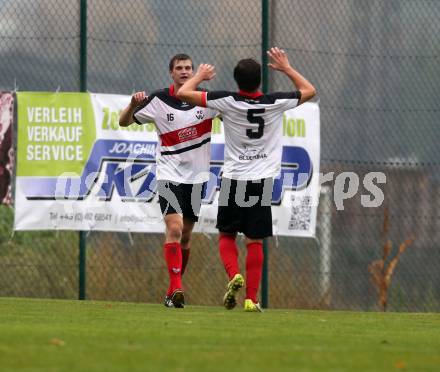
left=164, top=242, right=182, bottom=296
left=181, top=248, right=190, bottom=275
left=245, top=242, right=264, bottom=303
left=219, top=234, right=239, bottom=279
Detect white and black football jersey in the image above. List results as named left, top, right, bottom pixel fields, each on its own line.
left=134, top=85, right=218, bottom=183
left=201, top=90, right=301, bottom=180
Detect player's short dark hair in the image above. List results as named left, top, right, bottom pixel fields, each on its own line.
left=169, top=54, right=193, bottom=71
left=233, top=59, right=261, bottom=92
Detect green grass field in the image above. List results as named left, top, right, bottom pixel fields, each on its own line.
left=0, top=298, right=439, bottom=371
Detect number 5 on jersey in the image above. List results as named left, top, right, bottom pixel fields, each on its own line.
left=246, top=108, right=265, bottom=139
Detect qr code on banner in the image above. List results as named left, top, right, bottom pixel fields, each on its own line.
left=288, top=195, right=311, bottom=231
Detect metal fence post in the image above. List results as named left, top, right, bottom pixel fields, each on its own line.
left=261, top=0, right=269, bottom=309
left=79, top=232, right=87, bottom=300
left=78, top=0, right=87, bottom=301
left=80, top=0, right=87, bottom=93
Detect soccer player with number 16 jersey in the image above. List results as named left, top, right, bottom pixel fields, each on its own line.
left=120, top=54, right=218, bottom=308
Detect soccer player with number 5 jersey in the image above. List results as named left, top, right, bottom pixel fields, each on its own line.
left=177, top=47, right=316, bottom=311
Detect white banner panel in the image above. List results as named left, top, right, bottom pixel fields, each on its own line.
left=14, top=92, right=320, bottom=236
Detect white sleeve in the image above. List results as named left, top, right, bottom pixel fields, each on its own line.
left=133, top=96, right=157, bottom=124
left=267, top=91, right=301, bottom=111
left=204, top=91, right=234, bottom=113
left=275, top=98, right=300, bottom=111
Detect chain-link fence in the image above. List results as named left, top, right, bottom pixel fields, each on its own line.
left=1, top=0, right=439, bottom=311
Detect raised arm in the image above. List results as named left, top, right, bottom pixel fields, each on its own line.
left=176, top=64, right=216, bottom=106
left=267, top=47, right=316, bottom=105
left=119, top=91, right=147, bottom=127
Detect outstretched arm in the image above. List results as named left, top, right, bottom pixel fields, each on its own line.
left=119, top=91, right=147, bottom=127
left=176, top=64, right=216, bottom=106
left=267, top=47, right=316, bottom=105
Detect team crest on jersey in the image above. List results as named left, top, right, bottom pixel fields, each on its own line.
left=195, top=110, right=204, bottom=120
left=178, top=127, right=198, bottom=142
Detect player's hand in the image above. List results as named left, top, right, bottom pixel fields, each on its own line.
left=130, top=91, right=147, bottom=107
left=196, top=64, right=216, bottom=81
left=267, top=47, right=290, bottom=71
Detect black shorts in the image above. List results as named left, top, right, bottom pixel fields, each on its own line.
left=157, top=180, right=206, bottom=222
left=216, top=178, right=274, bottom=239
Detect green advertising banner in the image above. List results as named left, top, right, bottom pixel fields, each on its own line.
left=17, top=92, right=96, bottom=177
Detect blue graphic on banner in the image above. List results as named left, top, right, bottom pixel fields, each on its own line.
left=22, top=140, right=312, bottom=205
left=22, top=140, right=156, bottom=200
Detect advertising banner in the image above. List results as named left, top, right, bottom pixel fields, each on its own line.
left=0, top=92, right=14, bottom=206
left=14, top=92, right=320, bottom=237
